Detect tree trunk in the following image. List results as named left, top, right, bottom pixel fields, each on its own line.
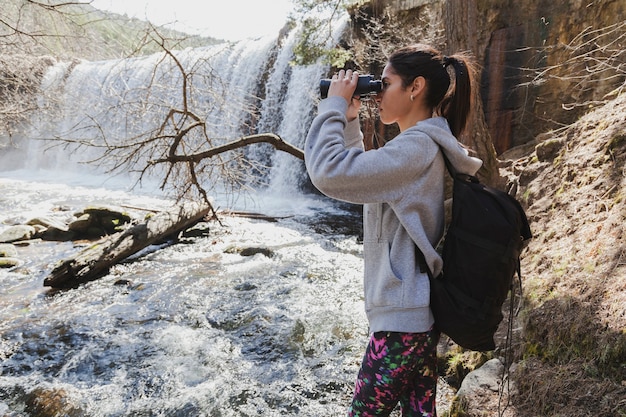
left=445, top=0, right=502, bottom=188
left=43, top=202, right=210, bottom=289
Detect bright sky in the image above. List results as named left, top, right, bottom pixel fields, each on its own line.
left=89, top=0, right=294, bottom=41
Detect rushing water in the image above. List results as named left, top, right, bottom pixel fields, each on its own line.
left=0, top=18, right=454, bottom=416
left=0, top=175, right=369, bottom=416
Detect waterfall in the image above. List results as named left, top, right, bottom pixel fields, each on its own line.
left=2, top=17, right=348, bottom=205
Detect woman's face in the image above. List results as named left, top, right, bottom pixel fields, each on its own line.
left=375, top=63, right=413, bottom=127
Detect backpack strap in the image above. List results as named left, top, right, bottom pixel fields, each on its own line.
left=440, top=149, right=479, bottom=183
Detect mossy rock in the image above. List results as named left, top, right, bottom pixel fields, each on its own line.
left=0, top=257, right=21, bottom=268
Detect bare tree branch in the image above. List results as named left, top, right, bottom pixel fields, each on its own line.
left=150, top=133, right=304, bottom=165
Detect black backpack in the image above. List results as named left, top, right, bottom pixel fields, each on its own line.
left=426, top=154, right=532, bottom=351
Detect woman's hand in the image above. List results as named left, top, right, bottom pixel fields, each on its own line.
left=329, top=69, right=361, bottom=121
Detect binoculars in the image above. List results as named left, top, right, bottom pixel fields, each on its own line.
left=319, top=75, right=382, bottom=99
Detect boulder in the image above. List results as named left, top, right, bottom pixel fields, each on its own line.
left=79, top=205, right=131, bottom=224
left=456, top=358, right=504, bottom=398
left=536, top=137, right=565, bottom=162
left=0, top=243, right=18, bottom=257
left=27, top=216, right=69, bottom=232
left=0, top=225, right=37, bottom=243
left=0, top=257, right=21, bottom=268
left=68, top=213, right=93, bottom=232
left=75, top=206, right=133, bottom=236
left=240, top=247, right=274, bottom=258
left=24, top=387, right=83, bottom=417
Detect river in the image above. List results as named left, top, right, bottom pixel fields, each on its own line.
left=0, top=171, right=372, bottom=416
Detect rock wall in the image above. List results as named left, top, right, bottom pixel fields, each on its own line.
left=376, top=0, right=625, bottom=154
left=476, top=0, right=625, bottom=153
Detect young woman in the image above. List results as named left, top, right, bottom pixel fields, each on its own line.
left=304, top=44, right=483, bottom=416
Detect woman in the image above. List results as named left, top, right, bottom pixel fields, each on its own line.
left=304, top=44, right=483, bottom=416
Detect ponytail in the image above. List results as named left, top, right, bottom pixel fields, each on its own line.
left=439, top=54, right=474, bottom=137
left=387, top=45, right=476, bottom=137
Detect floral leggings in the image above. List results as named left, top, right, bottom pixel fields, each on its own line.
left=347, top=328, right=440, bottom=417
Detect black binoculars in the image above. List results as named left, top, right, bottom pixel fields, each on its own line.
left=319, top=75, right=382, bottom=99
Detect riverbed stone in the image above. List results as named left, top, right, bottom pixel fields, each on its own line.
left=80, top=205, right=131, bottom=223
left=0, top=243, right=18, bottom=257
left=0, top=243, right=20, bottom=267
left=0, top=225, right=37, bottom=243
left=27, top=216, right=69, bottom=232
left=240, top=247, right=274, bottom=258
left=24, top=387, right=83, bottom=417
left=0, top=257, right=21, bottom=268
left=77, top=206, right=133, bottom=235
left=39, top=227, right=76, bottom=242
left=68, top=213, right=93, bottom=232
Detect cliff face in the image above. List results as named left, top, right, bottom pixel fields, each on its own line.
left=475, top=0, right=625, bottom=153
left=385, top=0, right=625, bottom=154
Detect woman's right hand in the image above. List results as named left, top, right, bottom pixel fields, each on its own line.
left=329, top=69, right=361, bottom=121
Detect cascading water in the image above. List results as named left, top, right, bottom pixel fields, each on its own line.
left=5, top=24, right=318, bottom=199
left=0, top=15, right=454, bottom=417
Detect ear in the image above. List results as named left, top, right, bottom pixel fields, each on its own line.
left=411, top=76, right=426, bottom=96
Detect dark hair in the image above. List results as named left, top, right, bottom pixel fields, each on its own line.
left=388, top=44, right=475, bottom=137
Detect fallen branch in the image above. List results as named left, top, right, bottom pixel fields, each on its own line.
left=44, top=201, right=210, bottom=289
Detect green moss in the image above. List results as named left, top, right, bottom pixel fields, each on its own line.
left=438, top=345, right=493, bottom=390
left=445, top=396, right=470, bottom=417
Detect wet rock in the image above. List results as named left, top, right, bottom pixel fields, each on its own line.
left=27, top=216, right=69, bottom=232
left=181, top=222, right=211, bottom=238
left=240, top=247, right=274, bottom=258
left=27, top=216, right=75, bottom=241
left=80, top=205, right=131, bottom=223
left=39, top=228, right=76, bottom=241
left=234, top=282, right=258, bottom=291
left=0, top=243, right=17, bottom=258
left=31, top=224, right=47, bottom=235
left=68, top=213, right=92, bottom=232
left=0, top=225, right=37, bottom=243
left=74, top=205, right=133, bottom=236
left=24, top=387, right=83, bottom=417
left=0, top=257, right=21, bottom=268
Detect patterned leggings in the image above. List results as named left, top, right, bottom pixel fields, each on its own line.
left=347, top=328, right=440, bottom=417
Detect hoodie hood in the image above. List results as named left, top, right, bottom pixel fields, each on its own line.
left=410, top=117, right=483, bottom=176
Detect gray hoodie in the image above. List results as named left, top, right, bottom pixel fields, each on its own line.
left=305, top=96, right=483, bottom=333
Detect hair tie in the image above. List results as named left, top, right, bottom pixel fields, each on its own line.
left=443, top=56, right=452, bottom=67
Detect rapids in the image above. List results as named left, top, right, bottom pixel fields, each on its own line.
left=0, top=175, right=369, bottom=416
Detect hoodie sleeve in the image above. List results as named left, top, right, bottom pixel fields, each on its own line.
left=343, top=118, right=364, bottom=150
left=304, top=97, right=439, bottom=204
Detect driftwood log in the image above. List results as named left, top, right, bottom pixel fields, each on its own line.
left=44, top=202, right=210, bottom=289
